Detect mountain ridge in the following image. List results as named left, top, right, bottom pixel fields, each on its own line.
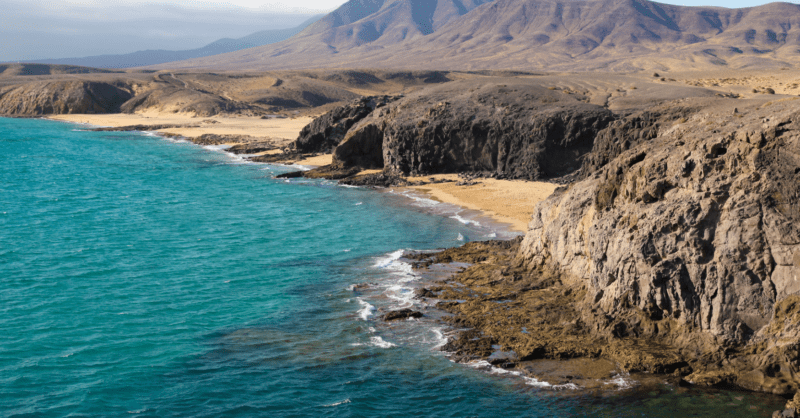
left=154, top=0, right=800, bottom=72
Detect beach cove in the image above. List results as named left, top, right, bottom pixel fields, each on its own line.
left=0, top=115, right=790, bottom=417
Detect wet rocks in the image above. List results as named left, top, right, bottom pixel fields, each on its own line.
left=339, top=172, right=406, bottom=187
left=275, top=171, right=305, bottom=179
left=381, top=309, right=424, bottom=321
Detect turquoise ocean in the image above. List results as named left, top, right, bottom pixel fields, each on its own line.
left=0, top=117, right=787, bottom=417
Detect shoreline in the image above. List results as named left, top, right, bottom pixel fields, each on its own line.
left=11, top=115, right=795, bottom=411
left=42, top=112, right=558, bottom=234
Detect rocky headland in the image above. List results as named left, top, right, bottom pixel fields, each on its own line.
left=288, top=77, right=800, bottom=402
left=2, top=66, right=799, bottom=404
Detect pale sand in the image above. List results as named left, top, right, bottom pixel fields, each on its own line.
left=49, top=112, right=314, bottom=146
left=294, top=154, right=334, bottom=167
left=50, top=112, right=555, bottom=232
left=405, top=174, right=558, bottom=232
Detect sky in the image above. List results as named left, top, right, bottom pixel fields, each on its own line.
left=2, top=0, right=799, bottom=62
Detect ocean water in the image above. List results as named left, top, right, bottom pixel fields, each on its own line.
left=0, top=117, right=787, bottom=418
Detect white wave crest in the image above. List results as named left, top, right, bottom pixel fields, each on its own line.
left=323, top=399, right=351, bottom=407
left=202, top=144, right=233, bottom=151
left=356, top=298, right=376, bottom=321
left=384, top=284, right=415, bottom=309
left=431, top=328, right=448, bottom=349
left=603, top=373, right=635, bottom=390
left=450, top=214, right=481, bottom=226
left=373, top=250, right=416, bottom=283
left=369, top=336, right=396, bottom=348
left=465, top=360, right=580, bottom=390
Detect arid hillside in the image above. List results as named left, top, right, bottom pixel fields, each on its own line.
left=155, top=0, right=800, bottom=72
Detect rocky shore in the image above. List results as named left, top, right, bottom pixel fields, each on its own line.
left=285, top=80, right=799, bottom=409
left=4, top=68, right=799, bottom=407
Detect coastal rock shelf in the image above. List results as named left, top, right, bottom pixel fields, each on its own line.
left=408, top=96, right=800, bottom=395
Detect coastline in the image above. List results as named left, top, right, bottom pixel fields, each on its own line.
left=45, top=112, right=558, bottom=234
left=47, top=113, right=314, bottom=148
left=403, top=174, right=558, bottom=232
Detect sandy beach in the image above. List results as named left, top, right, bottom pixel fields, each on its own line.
left=49, top=112, right=558, bottom=233
left=405, top=175, right=558, bottom=232
left=49, top=112, right=314, bottom=147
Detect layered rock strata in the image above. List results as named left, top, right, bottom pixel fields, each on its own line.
left=418, top=96, right=800, bottom=395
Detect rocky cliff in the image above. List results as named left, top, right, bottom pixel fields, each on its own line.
left=516, top=96, right=800, bottom=393
left=322, top=80, right=615, bottom=180
left=294, top=95, right=400, bottom=153
left=0, top=81, right=133, bottom=115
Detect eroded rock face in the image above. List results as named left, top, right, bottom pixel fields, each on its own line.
left=519, top=97, right=800, bottom=393
left=332, top=81, right=615, bottom=180
left=0, top=81, right=133, bottom=115
left=294, top=95, right=401, bottom=153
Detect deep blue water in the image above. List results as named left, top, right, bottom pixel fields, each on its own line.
left=0, top=118, right=787, bottom=417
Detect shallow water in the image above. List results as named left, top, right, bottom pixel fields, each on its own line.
left=0, top=118, right=786, bottom=417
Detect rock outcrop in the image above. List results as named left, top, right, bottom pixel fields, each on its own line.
left=312, top=80, right=615, bottom=180
left=294, top=95, right=400, bottom=153
left=514, top=96, right=800, bottom=393
left=414, top=96, right=800, bottom=395
left=0, top=81, right=133, bottom=115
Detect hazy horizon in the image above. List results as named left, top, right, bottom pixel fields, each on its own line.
left=0, top=1, right=333, bottom=62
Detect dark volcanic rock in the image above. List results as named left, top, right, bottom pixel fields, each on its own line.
left=580, top=105, right=701, bottom=178
left=275, top=171, right=305, bottom=179
left=339, top=172, right=406, bottom=187
left=227, top=142, right=276, bottom=154
left=517, top=96, right=800, bottom=394
left=302, top=165, right=362, bottom=180
left=294, top=95, right=401, bottom=153
left=0, top=80, right=133, bottom=115
left=331, top=80, right=615, bottom=180
left=382, top=309, right=424, bottom=321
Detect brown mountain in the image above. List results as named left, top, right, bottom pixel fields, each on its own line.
left=157, top=0, right=800, bottom=72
